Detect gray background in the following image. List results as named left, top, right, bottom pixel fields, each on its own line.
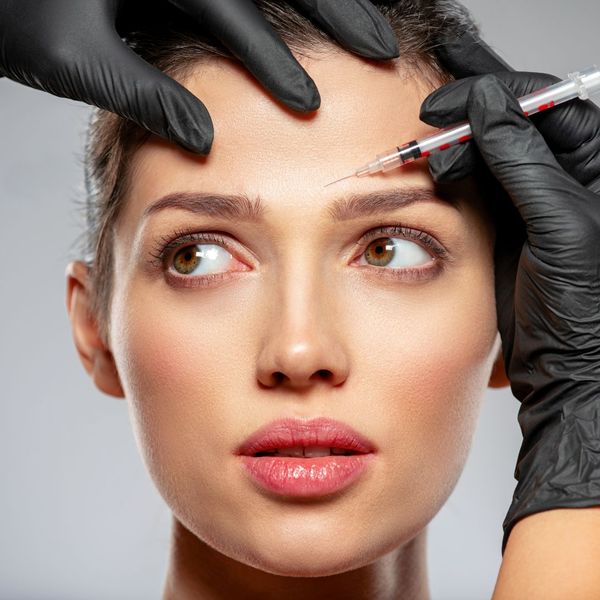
left=1, top=2, right=598, bottom=598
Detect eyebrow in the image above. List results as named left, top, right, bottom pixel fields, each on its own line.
left=142, top=186, right=460, bottom=223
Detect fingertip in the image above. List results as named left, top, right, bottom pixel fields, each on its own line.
left=427, top=144, right=476, bottom=182
left=176, top=126, right=214, bottom=155
left=419, top=100, right=435, bottom=124
left=350, top=13, right=399, bottom=60
left=374, top=37, right=400, bottom=60
left=282, top=76, right=321, bottom=112
left=419, top=96, right=449, bottom=127
left=435, top=30, right=514, bottom=77
left=299, top=0, right=399, bottom=60
left=152, top=82, right=215, bottom=153
left=468, top=74, right=522, bottom=118
left=355, top=38, right=399, bottom=60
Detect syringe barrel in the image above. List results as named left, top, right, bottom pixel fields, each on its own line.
left=418, top=122, right=472, bottom=155
left=519, top=65, right=600, bottom=115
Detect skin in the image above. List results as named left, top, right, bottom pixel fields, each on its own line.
left=66, top=49, right=510, bottom=600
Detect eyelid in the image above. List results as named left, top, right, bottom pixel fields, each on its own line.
left=354, top=225, right=448, bottom=260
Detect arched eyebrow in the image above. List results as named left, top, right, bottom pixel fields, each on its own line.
left=142, top=186, right=460, bottom=223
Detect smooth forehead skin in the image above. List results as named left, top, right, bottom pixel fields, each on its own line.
left=107, top=50, right=500, bottom=586
left=121, top=53, right=490, bottom=243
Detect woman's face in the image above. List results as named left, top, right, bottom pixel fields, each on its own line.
left=78, top=52, right=503, bottom=575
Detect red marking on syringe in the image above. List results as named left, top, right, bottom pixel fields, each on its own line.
left=421, top=150, right=431, bottom=157
left=439, top=143, right=451, bottom=151
left=537, top=100, right=555, bottom=112
left=458, top=135, right=471, bottom=143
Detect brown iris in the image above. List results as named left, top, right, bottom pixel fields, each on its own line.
left=173, top=245, right=201, bottom=275
left=365, top=237, right=395, bottom=266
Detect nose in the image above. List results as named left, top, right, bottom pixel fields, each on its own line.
left=257, top=340, right=349, bottom=389
left=255, top=279, right=350, bottom=390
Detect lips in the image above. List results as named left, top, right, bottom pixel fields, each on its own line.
left=236, top=416, right=376, bottom=457
left=236, top=417, right=377, bottom=498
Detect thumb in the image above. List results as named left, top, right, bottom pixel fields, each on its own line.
left=80, top=32, right=214, bottom=154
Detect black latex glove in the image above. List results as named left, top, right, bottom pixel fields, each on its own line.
left=422, top=35, right=600, bottom=556
left=0, top=0, right=398, bottom=155
left=430, top=33, right=600, bottom=189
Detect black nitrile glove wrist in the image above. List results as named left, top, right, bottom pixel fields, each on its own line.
left=420, top=62, right=600, bottom=556
left=0, top=0, right=398, bottom=155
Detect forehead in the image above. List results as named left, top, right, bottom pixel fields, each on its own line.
left=121, top=52, right=497, bottom=246
left=127, top=53, right=446, bottom=207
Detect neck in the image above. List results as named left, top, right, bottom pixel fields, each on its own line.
left=162, top=518, right=430, bottom=600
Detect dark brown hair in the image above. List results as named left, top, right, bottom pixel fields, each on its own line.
left=83, top=0, right=480, bottom=344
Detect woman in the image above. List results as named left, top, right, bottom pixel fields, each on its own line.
left=64, top=1, right=600, bottom=598
left=67, top=2, right=508, bottom=596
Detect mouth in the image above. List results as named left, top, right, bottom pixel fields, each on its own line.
left=253, top=446, right=362, bottom=457
left=237, top=417, right=376, bottom=497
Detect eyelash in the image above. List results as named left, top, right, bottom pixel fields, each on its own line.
left=149, top=225, right=448, bottom=286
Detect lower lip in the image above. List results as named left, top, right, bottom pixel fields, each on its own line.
left=238, top=454, right=375, bottom=497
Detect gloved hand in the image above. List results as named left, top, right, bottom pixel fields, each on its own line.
left=0, top=0, right=398, bottom=155
left=421, top=33, right=600, bottom=556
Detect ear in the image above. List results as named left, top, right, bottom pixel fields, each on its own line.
left=65, top=261, right=125, bottom=398
left=488, top=344, right=510, bottom=389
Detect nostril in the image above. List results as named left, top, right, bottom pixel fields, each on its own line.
left=273, top=372, right=285, bottom=384
left=316, top=369, right=331, bottom=379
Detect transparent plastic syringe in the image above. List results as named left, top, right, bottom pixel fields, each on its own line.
left=325, top=65, right=600, bottom=186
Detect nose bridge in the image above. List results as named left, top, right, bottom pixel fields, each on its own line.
left=280, top=251, right=324, bottom=329
left=274, top=244, right=334, bottom=348
left=256, top=240, right=349, bottom=389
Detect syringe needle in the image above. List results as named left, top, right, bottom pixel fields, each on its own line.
left=324, top=173, right=355, bottom=187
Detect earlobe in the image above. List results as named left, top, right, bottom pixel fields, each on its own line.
left=488, top=345, right=511, bottom=389
left=65, top=261, right=125, bottom=398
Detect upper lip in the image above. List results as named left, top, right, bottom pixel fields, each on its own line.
left=236, top=416, right=377, bottom=456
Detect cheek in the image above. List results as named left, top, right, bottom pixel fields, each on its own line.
left=108, top=275, right=267, bottom=527
left=342, top=243, right=498, bottom=524
left=109, top=277, right=253, bottom=453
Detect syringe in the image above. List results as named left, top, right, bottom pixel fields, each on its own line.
left=325, top=65, right=600, bottom=186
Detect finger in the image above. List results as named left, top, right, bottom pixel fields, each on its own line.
left=171, top=0, right=320, bottom=112
left=81, top=32, right=214, bottom=154
left=434, top=30, right=514, bottom=78
left=427, top=143, right=483, bottom=183
left=290, top=0, right=399, bottom=59
left=421, top=71, right=600, bottom=187
left=463, top=75, right=592, bottom=247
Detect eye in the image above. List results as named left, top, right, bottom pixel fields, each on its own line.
left=352, top=226, right=447, bottom=282
left=359, top=236, right=432, bottom=269
left=171, top=243, right=234, bottom=276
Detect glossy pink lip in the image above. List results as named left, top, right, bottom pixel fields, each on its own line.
left=235, top=416, right=377, bottom=456
left=236, top=417, right=377, bottom=498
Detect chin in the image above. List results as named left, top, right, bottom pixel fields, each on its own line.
left=237, top=535, right=381, bottom=577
